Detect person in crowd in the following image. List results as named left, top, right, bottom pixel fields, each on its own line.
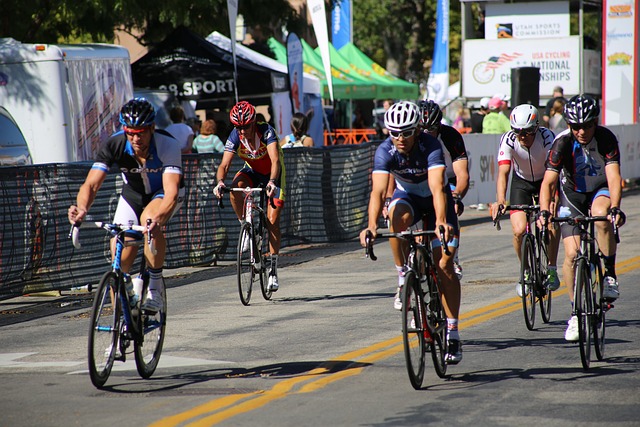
left=213, top=101, right=285, bottom=291
left=470, top=97, right=491, bottom=133
left=67, top=97, right=184, bottom=313
left=352, top=107, right=367, bottom=129
left=359, top=100, right=463, bottom=364
left=547, top=98, right=568, bottom=136
left=490, top=104, right=561, bottom=297
left=193, top=119, right=225, bottom=154
left=165, top=105, right=195, bottom=154
left=482, top=97, right=511, bottom=134
left=375, top=99, right=394, bottom=139
left=280, top=112, right=314, bottom=148
left=538, top=94, right=626, bottom=342
left=543, top=86, right=568, bottom=126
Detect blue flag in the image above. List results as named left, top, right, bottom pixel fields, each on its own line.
left=331, top=0, right=351, bottom=50
left=426, top=0, right=449, bottom=104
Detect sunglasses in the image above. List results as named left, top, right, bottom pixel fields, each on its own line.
left=426, top=124, right=440, bottom=133
left=236, top=123, right=254, bottom=131
left=124, top=126, right=151, bottom=136
left=512, top=128, right=536, bottom=136
left=389, top=128, right=416, bottom=139
left=570, top=121, right=596, bottom=131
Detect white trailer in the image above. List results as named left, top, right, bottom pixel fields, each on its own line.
left=0, top=38, right=133, bottom=164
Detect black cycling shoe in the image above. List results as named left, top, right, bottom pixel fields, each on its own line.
left=445, top=339, right=462, bottom=365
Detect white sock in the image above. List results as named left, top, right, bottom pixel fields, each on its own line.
left=148, top=268, right=163, bottom=293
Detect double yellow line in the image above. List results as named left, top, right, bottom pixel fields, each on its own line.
left=151, top=256, right=640, bottom=427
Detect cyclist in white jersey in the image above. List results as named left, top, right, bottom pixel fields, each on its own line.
left=490, top=104, right=561, bottom=296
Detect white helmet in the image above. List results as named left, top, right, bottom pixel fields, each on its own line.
left=510, top=104, right=539, bottom=130
left=384, top=101, right=421, bottom=132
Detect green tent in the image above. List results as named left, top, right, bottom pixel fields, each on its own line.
left=338, top=42, right=419, bottom=99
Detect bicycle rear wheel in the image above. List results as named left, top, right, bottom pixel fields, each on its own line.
left=592, top=261, right=606, bottom=361
left=425, top=268, right=447, bottom=379
left=135, top=277, right=167, bottom=379
left=538, top=240, right=552, bottom=323
left=88, top=271, right=120, bottom=388
left=520, top=234, right=536, bottom=330
left=575, top=258, right=592, bottom=370
left=401, top=271, right=426, bottom=390
left=237, top=222, right=254, bottom=305
left=258, top=219, right=272, bottom=301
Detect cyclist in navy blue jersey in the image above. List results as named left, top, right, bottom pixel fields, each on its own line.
left=360, top=100, right=463, bottom=364
left=68, top=97, right=184, bottom=313
left=538, top=94, right=626, bottom=342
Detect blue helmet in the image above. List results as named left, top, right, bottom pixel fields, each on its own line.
left=119, top=98, right=156, bottom=127
left=563, top=94, right=599, bottom=124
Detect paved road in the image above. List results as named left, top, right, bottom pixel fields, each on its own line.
left=1, top=193, right=640, bottom=426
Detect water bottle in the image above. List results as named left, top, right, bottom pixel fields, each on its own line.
left=124, top=274, right=139, bottom=307
left=132, top=276, right=144, bottom=302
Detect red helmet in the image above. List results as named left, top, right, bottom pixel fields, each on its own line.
left=229, top=101, right=256, bottom=126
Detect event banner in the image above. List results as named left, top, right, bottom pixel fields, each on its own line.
left=484, top=1, right=569, bottom=40
left=309, top=0, right=334, bottom=101
left=602, top=0, right=638, bottom=124
left=331, top=0, right=351, bottom=50
left=286, top=33, right=304, bottom=113
left=426, top=0, right=449, bottom=104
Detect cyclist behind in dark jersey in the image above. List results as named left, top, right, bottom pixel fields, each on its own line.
left=420, top=100, right=469, bottom=280
left=538, top=94, right=626, bottom=342
left=213, top=101, right=285, bottom=292
left=359, top=101, right=463, bottom=364
left=490, top=104, right=561, bottom=296
left=68, top=97, right=185, bottom=313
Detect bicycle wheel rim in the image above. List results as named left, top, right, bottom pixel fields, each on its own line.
left=576, top=258, right=592, bottom=370
left=88, top=271, right=119, bottom=388
left=537, top=238, right=552, bottom=323
left=135, top=278, right=166, bottom=379
left=520, top=235, right=536, bottom=330
left=401, top=272, right=426, bottom=389
left=237, top=223, right=254, bottom=305
left=259, top=224, right=272, bottom=300
left=426, top=271, right=447, bottom=378
left=593, top=261, right=606, bottom=360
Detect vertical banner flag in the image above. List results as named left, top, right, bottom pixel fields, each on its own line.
left=309, top=0, right=334, bottom=102
left=426, top=0, right=450, bottom=104
left=602, top=0, right=638, bottom=124
left=227, top=0, right=239, bottom=102
left=286, top=33, right=304, bottom=113
left=331, top=0, right=352, bottom=50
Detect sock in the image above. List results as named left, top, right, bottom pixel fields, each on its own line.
left=270, top=254, right=278, bottom=276
left=396, top=265, right=407, bottom=287
left=603, top=254, right=616, bottom=278
left=447, top=318, right=460, bottom=340
left=148, top=268, right=163, bottom=293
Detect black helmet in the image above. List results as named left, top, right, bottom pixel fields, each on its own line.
left=418, top=100, right=443, bottom=130
left=563, top=94, right=599, bottom=124
left=119, top=98, right=156, bottom=127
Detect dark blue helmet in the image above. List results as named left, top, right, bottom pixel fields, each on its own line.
left=563, top=94, right=599, bottom=124
left=119, top=98, right=156, bottom=127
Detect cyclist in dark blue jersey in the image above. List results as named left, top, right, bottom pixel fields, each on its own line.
left=68, top=98, right=184, bottom=313
left=539, top=94, right=626, bottom=342
left=359, top=101, right=463, bottom=364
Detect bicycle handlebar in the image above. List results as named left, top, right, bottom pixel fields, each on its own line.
left=550, top=215, right=620, bottom=243
left=69, top=219, right=157, bottom=254
left=365, top=225, right=451, bottom=261
left=216, top=186, right=276, bottom=209
left=493, top=204, right=540, bottom=231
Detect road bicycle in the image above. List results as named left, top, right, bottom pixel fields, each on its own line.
left=549, top=213, right=619, bottom=370
left=219, top=187, right=274, bottom=305
left=70, top=219, right=166, bottom=388
left=365, top=226, right=449, bottom=390
left=494, top=204, right=552, bottom=330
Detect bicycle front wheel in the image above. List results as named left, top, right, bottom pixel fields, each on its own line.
left=134, top=278, right=166, bottom=379
left=425, top=268, right=447, bottom=379
left=402, top=271, right=426, bottom=390
left=538, top=240, right=552, bottom=323
left=237, top=222, right=254, bottom=306
left=592, top=261, right=606, bottom=361
left=258, top=220, right=272, bottom=301
left=88, top=271, right=120, bottom=388
left=520, top=234, right=536, bottom=330
left=575, top=258, right=593, bottom=370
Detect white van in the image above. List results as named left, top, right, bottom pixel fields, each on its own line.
left=0, top=38, right=133, bottom=164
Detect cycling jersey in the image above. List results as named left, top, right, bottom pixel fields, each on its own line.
left=498, top=127, right=555, bottom=182
left=431, top=124, right=468, bottom=183
left=224, top=122, right=282, bottom=176
left=545, top=126, right=620, bottom=193
left=373, top=133, right=445, bottom=198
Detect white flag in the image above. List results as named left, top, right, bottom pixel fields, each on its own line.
left=309, top=0, right=334, bottom=102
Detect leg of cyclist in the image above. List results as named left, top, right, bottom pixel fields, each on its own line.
left=510, top=210, right=528, bottom=297
left=591, top=191, right=619, bottom=301
left=266, top=186, right=284, bottom=292
left=388, top=199, right=414, bottom=310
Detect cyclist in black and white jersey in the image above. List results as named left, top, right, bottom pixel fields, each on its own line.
left=538, top=94, right=625, bottom=342
left=490, top=104, right=561, bottom=296
left=68, top=98, right=185, bottom=313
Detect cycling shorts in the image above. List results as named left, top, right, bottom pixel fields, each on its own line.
left=113, top=186, right=185, bottom=235
left=234, top=166, right=285, bottom=207
left=509, top=174, right=542, bottom=213
left=556, top=184, right=610, bottom=238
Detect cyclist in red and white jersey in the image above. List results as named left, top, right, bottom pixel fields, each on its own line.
left=490, top=104, right=561, bottom=296
left=213, top=101, right=285, bottom=291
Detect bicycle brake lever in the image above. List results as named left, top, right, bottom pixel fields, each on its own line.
left=365, top=230, right=377, bottom=261
left=438, top=225, right=451, bottom=256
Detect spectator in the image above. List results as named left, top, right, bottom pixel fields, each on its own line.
left=193, top=119, right=224, bottom=154
left=165, top=105, right=194, bottom=154
left=375, top=99, right=393, bottom=138
left=470, top=97, right=490, bottom=133
left=547, top=98, right=568, bottom=135
left=280, top=112, right=314, bottom=148
left=482, top=97, right=511, bottom=134
left=543, top=86, right=567, bottom=125
left=493, top=93, right=510, bottom=115
left=352, top=108, right=366, bottom=129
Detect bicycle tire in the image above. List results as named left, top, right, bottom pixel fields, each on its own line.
left=258, top=216, right=272, bottom=301
left=425, top=266, right=447, bottom=379
left=237, top=222, right=254, bottom=305
left=134, top=277, right=167, bottom=379
left=520, top=234, right=536, bottom=330
left=575, top=258, right=592, bottom=370
left=593, top=260, right=606, bottom=361
left=537, top=238, right=552, bottom=323
left=88, top=271, right=120, bottom=388
left=401, top=271, right=426, bottom=390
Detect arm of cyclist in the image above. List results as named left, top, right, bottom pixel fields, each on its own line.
left=147, top=172, right=181, bottom=235
left=68, top=168, right=107, bottom=225
left=381, top=178, right=395, bottom=220
left=359, top=172, right=389, bottom=247
left=429, top=166, right=453, bottom=243
left=537, top=169, right=559, bottom=228
left=490, top=163, right=511, bottom=220
left=213, top=151, right=234, bottom=198
left=265, top=143, right=282, bottom=199
left=605, top=163, right=625, bottom=227
left=451, top=159, right=469, bottom=216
